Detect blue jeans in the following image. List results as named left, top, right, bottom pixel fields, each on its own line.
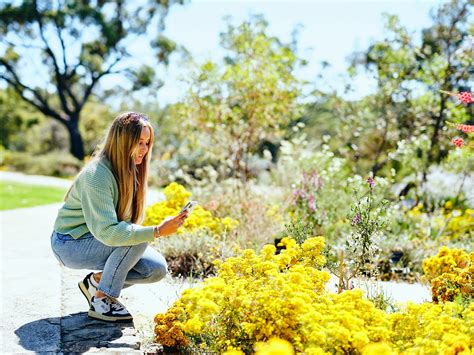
left=50, top=231, right=167, bottom=298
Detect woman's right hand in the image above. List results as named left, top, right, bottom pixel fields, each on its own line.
left=156, top=210, right=188, bottom=237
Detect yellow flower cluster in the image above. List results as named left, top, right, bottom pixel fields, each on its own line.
left=229, top=301, right=474, bottom=354
left=248, top=302, right=474, bottom=355
left=407, top=202, right=473, bottom=241
left=443, top=208, right=474, bottom=239
left=390, top=301, right=473, bottom=354
left=154, top=237, right=395, bottom=353
left=265, top=204, right=283, bottom=223
left=153, top=305, right=189, bottom=347
left=422, top=246, right=473, bottom=303
left=154, top=237, right=474, bottom=353
left=143, top=182, right=239, bottom=235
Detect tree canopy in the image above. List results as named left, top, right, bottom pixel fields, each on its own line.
left=0, top=0, right=182, bottom=160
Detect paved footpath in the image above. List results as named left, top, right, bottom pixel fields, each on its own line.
left=1, top=172, right=194, bottom=354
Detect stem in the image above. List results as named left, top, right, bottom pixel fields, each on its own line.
left=338, top=250, right=344, bottom=294
left=454, top=171, right=468, bottom=206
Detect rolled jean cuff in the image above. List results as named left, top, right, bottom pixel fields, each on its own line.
left=97, top=286, right=119, bottom=298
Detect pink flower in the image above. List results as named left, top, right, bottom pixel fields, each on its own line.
left=451, top=137, right=464, bottom=148
left=457, top=91, right=473, bottom=104
left=302, top=171, right=308, bottom=184
left=351, top=213, right=362, bottom=226
left=311, top=171, right=319, bottom=188
left=440, top=90, right=473, bottom=105
left=446, top=121, right=474, bottom=133
left=308, top=194, right=316, bottom=211
left=207, top=200, right=218, bottom=211
left=367, top=177, right=375, bottom=188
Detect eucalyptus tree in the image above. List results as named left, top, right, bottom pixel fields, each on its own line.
left=173, top=15, right=304, bottom=182
left=0, top=0, right=182, bottom=160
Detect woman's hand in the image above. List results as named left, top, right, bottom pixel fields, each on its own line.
left=156, top=210, right=188, bottom=238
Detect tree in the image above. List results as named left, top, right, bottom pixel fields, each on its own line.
left=312, top=0, right=472, bottom=180
left=172, top=15, right=303, bottom=182
left=0, top=0, right=182, bottom=160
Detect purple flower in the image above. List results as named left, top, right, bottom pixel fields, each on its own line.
left=351, top=213, right=362, bottom=226
left=311, top=171, right=319, bottom=188
left=293, top=189, right=301, bottom=197
left=308, top=194, right=316, bottom=211
left=302, top=171, right=308, bottom=184
left=367, top=177, right=375, bottom=188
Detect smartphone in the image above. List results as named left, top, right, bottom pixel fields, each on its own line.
left=180, top=200, right=197, bottom=214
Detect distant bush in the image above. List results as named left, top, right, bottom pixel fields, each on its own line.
left=1, top=150, right=83, bottom=177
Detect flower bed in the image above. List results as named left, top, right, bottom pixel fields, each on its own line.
left=154, top=237, right=473, bottom=353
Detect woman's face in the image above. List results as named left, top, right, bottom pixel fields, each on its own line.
left=133, top=126, right=151, bottom=165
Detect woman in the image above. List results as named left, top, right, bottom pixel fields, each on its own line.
left=50, top=112, right=188, bottom=323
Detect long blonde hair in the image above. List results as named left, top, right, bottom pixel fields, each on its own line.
left=101, top=112, right=154, bottom=224
left=67, top=112, right=154, bottom=224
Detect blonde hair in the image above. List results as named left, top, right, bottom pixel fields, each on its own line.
left=66, top=112, right=154, bottom=224
left=102, top=112, right=154, bottom=223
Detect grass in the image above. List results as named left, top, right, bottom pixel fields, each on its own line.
left=0, top=180, right=67, bottom=210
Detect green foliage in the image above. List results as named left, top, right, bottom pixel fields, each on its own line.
left=1, top=150, right=82, bottom=177
left=79, top=99, right=114, bottom=155
left=155, top=231, right=235, bottom=278
left=172, top=15, right=304, bottom=181
left=283, top=219, right=315, bottom=245
left=280, top=142, right=357, bottom=243
left=306, top=0, right=472, bottom=180
left=0, top=181, right=67, bottom=210
left=0, top=89, right=43, bottom=150
left=346, top=178, right=390, bottom=275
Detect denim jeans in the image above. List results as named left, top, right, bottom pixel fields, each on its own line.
left=50, top=230, right=168, bottom=298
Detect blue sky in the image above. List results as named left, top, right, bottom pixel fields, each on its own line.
left=146, top=0, right=444, bottom=105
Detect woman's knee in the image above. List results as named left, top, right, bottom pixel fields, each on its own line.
left=130, top=242, right=148, bottom=255
left=147, top=261, right=168, bottom=282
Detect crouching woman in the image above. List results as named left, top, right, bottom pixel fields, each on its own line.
left=51, top=112, right=188, bottom=323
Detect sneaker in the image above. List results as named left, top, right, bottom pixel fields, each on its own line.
left=78, top=272, right=98, bottom=306
left=88, top=296, right=133, bottom=322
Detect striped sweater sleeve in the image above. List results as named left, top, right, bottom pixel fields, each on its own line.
left=80, top=167, right=154, bottom=247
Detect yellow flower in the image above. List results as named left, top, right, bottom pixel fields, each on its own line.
left=144, top=182, right=239, bottom=236
left=362, top=342, right=393, bottom=355
left=255, top=338, right=294, bottom=355
left=223, top=347, right=245, bottom=355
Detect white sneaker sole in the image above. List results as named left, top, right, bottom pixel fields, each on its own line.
left=88, top=309, right=133, bottom=322
left=78, top=281, right=92, bottom=306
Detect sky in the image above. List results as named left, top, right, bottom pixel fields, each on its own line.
left=0, top=0, right=448, bottom=107
left=146, top=0, right=445, bottom=106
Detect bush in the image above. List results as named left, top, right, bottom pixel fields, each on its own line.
left=1, top=150, right=83, bottom=177
left=154, top=237, right=474, bottom=354
left=422, top=246, right=473, bottom=303
left=155, top=231, right=237, bottom=278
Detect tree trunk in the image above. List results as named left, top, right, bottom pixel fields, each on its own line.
left=66, top=118, right=85, bottom=161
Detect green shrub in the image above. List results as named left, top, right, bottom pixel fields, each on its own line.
left=1, top=150, right=83, bottom=177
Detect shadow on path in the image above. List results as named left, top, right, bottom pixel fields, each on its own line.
left=15, top=312, right=137, bottom=353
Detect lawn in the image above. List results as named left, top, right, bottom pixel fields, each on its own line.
left=0, top=180, right=67, bottom=210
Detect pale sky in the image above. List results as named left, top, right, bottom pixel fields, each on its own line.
left=1, top=0, right=448, bottom=107
left=148, top=0, right=444, bottom=105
